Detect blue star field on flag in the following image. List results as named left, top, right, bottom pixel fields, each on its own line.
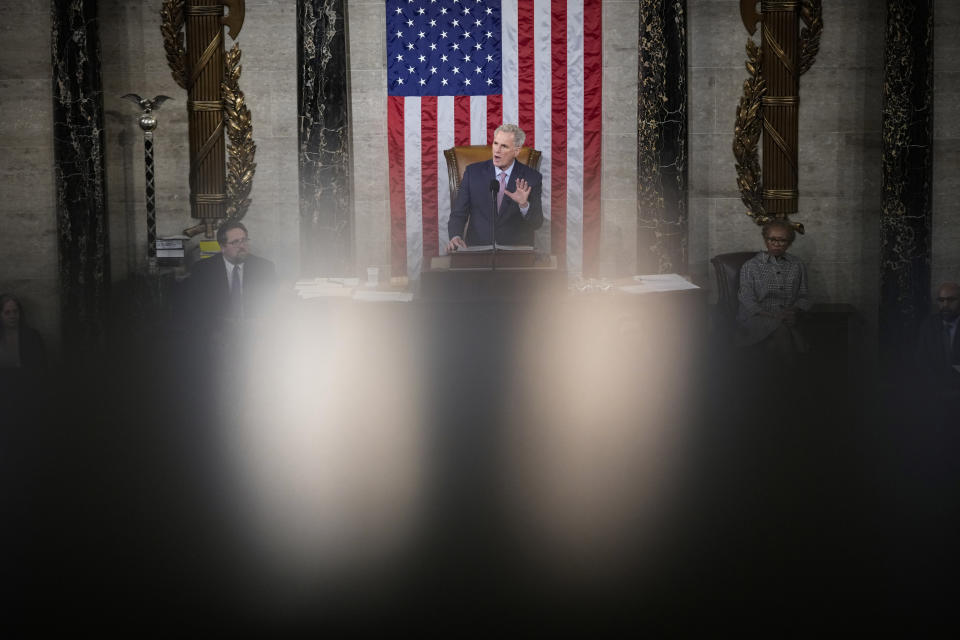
left=386, top=0, right=502, bottom=96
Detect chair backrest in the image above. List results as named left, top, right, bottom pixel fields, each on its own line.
left=442, top=145, right=542, bottom=209
left=710, top=251, right=757, bottom=329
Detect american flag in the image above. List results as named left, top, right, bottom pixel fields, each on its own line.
left=386, top=0, right=602, bottom=278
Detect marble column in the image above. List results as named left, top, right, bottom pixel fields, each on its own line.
left=51, top=0, right=110, bottom=351
left=879, top=0, right=934, bottom=368
left=636, top=0, right=688, bottom=274
left=297, top=0, right=353, bottom=277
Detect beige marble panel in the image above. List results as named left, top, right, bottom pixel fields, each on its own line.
left=797, top=131, right=882, bottom=199
left=815, top=0, right=887, bottom=70
left=598, top=198, right=638, bottom=277
left=347, top=3, right=386, bottom=71
left=353, top=199, right=391, bottom=273
left=0, top=3, right=57, bottom=347
left=687, top=0, right=749, bottom=70
left=0, top=3, right=52, bottom=81
left=798, top=66, right=883, bottom=134
left=601, top=133, right=637, bottom=201
left=0, top=79, right=55, bottom=148
left=350, top=69, right=389, bottom=136
left=688, top=132, right=738, bottom=198
left=933, top=0, right=960, bottom=287
left=603, top=1, right=639, bottom=60
left=602, top=65, right=636, bottom=135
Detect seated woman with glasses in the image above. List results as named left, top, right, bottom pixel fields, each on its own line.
left=735, top=219, right=811, bottom=365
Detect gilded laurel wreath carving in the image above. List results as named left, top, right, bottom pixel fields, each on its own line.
left=799, top=0, right=823, bottom=76
left=160, top=0, right=187, bottom=90
left=733, top=40, right=768, bottom=226
left=222, top=45, right=256, bottom=221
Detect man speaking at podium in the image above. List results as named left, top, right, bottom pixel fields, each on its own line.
left=446, top=124, right=544, bottom=252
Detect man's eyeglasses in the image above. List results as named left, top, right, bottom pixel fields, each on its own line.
left=764, top=236, right=790, bottom=245
left=225, top=237, right=250, bottom=247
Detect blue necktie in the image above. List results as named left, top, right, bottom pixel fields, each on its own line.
left=497, top=171, right=506, bottom=211
left=231, top=264, right=242, bottom=316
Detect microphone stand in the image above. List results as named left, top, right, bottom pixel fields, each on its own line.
left=488, top=178, right=499, bottom=270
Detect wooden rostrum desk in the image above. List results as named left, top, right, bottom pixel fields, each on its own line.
left=420, top=253, right=566, bottom=302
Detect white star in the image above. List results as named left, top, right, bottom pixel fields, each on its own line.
left=486, top=78, right=493, bottom=86
left=408, top=65, right=415, bottom=73
left=430, top=66, right=438, bottom=74
left=440, top=31, right=448, bottom=38
left=429, top=43, right=437, bottom=50
left=419, top=78, right=426, bottom=85
left=464, top=54, right=471, bottom=62
left=474, top=19, right=482, bottom=27
left=395, top=54, right=404, bottom=62
left=441, top=78, right=448, bottom=86
left=394, top=7, right=403, bottom=15
left=485, top=8, right=492, bottom=15
left=440, top=7, right=447, bottom=15
left=464, top=78, right=471, bottom=86
left=452, top=43, right=459, bottom=50
left=397, top=78, right=404, bottom=85
left=395, top=30, right=403, bottom=38
left=452, top=19, right=459, bottom=27
left=407, top=42, right=415, bottom=50
left=475, top=65, right=482, bottom=74
left=474, top=42, right=482, bottom=50
left=406, top=19, right=413, bottom=27
left=486, top=54, right=493, bottom=62
left=429, top=19, right=436, bottom=27
left=463, top=7, right=471, bottom=15
left=463, top=31, right=472, bottom=40
left=485, top=31, right=493, bottom=38
left=417, top=8, right=425, bottom=15
left=441, top=54, right=448, bottom=62
left=418, top=54, right=426, bottom=62
left=452, top=66, right=460, bottom=74
left=418, top=31, right=426, bottom=38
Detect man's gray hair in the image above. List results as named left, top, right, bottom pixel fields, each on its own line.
left=494, top=123, right=526, bottom=148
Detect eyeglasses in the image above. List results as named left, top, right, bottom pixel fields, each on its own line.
left=764, top=236, right=790, bottom=245
left=225, top=237, right=250, bottom=247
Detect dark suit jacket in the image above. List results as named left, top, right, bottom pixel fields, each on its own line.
left=188, top=254, right=277, bottom=330
left=448, top=159, right=544, bottom=247
left=916, top=314, right=960, bottom=390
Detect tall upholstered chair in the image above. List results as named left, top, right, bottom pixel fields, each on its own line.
left=442, top=145, right=542, bottom=210
left=710, top=251, right=757, bottom=337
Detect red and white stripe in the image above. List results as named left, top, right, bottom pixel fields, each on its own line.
left=387, top=0, right=602, bottom=279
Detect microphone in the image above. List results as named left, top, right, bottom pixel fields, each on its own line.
left=488, top=178, right=499, bottom=258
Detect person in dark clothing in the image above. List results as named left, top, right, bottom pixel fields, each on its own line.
left=0, top=293, right=46, bottom=372
left=916, top=281, right=960, bottom=393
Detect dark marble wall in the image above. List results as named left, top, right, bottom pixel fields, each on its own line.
left=297, top=0, right=353, bottom=277
left=637, top=0, right=688, bottom=274
left=879, top=0, right=934, bottom=368
left=51, top=0, right=110, bottom=351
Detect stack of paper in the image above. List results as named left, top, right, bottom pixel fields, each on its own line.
left=619, top=274, right=700, bottom=295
